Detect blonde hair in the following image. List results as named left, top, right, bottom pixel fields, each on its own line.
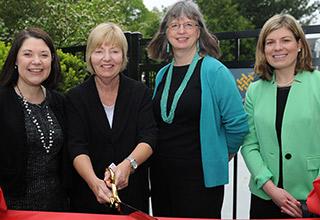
left=86, top=22, right=128, bottom=74
left=254, top=14, right=313, bottom=80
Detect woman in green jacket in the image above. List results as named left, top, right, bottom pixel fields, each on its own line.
left=241, top=13, right=320, bottom=218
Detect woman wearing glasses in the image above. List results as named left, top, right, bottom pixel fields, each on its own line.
left=147, top=1, right=248, bottom=218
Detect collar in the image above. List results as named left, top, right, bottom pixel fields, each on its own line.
left=270, top=70, right=304, bottom=85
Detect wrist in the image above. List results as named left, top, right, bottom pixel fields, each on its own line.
left=125, top=156, right=138, bottom=172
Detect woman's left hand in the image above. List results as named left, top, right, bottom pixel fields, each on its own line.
left=105, top=160, right=131, bottom=191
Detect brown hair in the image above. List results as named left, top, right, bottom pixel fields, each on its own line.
left=0, top=27, right=61, bottom=88
left=147, top=0, right=220, bottom=62
left=254, top=14, right=313, bottom=80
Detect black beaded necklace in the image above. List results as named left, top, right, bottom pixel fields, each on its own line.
left=16, top=85, right=54, bottom=153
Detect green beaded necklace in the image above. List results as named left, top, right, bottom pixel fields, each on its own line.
left=160, top=52, right=200, bottom=124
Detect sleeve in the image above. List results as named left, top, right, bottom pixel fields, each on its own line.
left=66, top=91, right=90, bottom=161
left=213, top=66, right=249, bottom=154
left=137, top=87, right=158, bottom=151
left=240, top=85, right=273, bottom=189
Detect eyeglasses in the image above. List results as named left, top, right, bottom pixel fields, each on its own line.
left=168, top=22, right=199, bottom=31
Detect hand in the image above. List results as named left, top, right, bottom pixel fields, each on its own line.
left=89, top=177, right=113, bottom=204
left=263, top=181, right=302, bottom=217
left=104, top=160, right=131, bottom=191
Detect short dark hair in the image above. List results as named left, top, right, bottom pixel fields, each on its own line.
left=147, top=0, right=220, bottom=62
left=0, top=27, right=61, bottom=89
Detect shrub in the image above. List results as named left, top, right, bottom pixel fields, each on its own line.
left=57, top=49, right=89, bottom=92
left=0, top=41, right=10, bottom=70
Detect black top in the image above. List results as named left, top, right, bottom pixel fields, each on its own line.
left=153, top=59, right=203, bottom=160
left=66, top=74, right=157, bottom=213
left=5, top=95, right=66, bottom=211
left=0, top=86, right=69, bottom=211
left=275, top=86, right=291, bottom=188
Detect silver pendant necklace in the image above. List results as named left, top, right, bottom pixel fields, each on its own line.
left=16, top=85, right=54, bottom=153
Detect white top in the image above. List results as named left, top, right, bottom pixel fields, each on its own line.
left=103, top=104, right=115, bottom=128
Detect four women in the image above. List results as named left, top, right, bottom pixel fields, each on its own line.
left=0, top=4, right=318, bottom=220
left=241, top=14, right=320, bottom=218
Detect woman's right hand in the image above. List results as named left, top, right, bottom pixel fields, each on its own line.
left=89, top=177, right=113, bottom=204
left=263, top=180, right=302, bottom=217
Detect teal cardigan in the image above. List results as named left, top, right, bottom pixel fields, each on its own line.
left=153, top=55, right=249, bottom=187
left=241, top=70, right=320, bottom=200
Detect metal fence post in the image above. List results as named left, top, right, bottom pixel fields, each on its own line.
left=124, top=31, right=142, bottom=81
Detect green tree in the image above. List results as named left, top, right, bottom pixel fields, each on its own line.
left=234, top=0, right=320, bottom=27
left=0, top=0, right=161, bottom=46
left=196, top=0, right=255, bottom=61
left=117, top=0, right=161, bottom=37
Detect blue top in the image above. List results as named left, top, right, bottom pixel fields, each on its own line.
left=153, top=55, right=249, bottom=187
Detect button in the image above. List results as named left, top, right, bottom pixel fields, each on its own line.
left=285, top=153, right=292, bottom=160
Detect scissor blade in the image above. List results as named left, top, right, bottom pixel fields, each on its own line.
left=119, top=201, right=157, bottom=220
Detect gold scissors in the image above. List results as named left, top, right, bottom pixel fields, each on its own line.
left=106, top=167, right=121, bottom=211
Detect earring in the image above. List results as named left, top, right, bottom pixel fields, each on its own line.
left=14, top=64, right=18, bottom=69
left=298, top=48, right=301, bottom=52
left=166, top=43, right=170, bottom=53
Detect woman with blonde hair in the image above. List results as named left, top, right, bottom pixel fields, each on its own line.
left=66, top=22, right=157, bottom=214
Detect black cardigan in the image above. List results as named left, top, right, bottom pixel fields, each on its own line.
left=0, top=86, right=69, bottom=196
left=66, top=74, right=157, bottom=213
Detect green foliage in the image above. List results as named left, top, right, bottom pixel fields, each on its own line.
left=0, top=0, right=161, bottom=46
left=57, top=50, right=89, bottom=93
left=233, top=0, right=320, bottom=27
left=197, top=0, right=254, bottom=32
left=196, top=0, right=255, bottom=62
left=0, top=41, right=10, bottom=70
left=0, top=41, right=88, bottom=93
left=120, top=0, right=162, bottom=37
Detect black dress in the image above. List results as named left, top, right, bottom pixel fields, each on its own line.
left=0, top=87, right=69, bottom=211
left=151, top=59, right=224, bottom=218
left=5, top=94, right=66, bottom=211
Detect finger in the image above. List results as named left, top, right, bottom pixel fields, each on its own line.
left=104, top=170, right=110, bottom=181
left=281, top=206, right=298, bottom=217
left=281, top=203, right=302, bottom=218
left=105, top=180, right=112, bottom=188
left=286, top=200, right=303, bottom=216
left=97, top=190, right=110, bottom=204
left=285, top=193, right=300, bottom=206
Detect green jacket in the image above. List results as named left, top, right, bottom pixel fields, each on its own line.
left=241, top=70, right=320, bottom=200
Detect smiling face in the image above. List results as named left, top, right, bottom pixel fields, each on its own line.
left=264, top=27, right=301, bottom=74
left=90, top=42, right=123, bottom=80
left=16, top=37, right=52, bottom=87
left=166, top=16, right=200, bottom=54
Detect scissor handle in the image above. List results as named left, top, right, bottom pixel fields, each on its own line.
left=106, top=167, right=121, bottom=210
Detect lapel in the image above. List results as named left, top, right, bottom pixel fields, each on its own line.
left=111, top=74, right=133, bottom=141
left=85, top=74, right=135, bottom=141
left=255, top=78, right=278, bottom=148
left=85, top=76, right=112, bottom=135
left=280, top=73, right=304, bottom=146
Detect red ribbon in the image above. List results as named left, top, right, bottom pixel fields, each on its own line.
left=307, top=178, right=320, bottom=215
left=0, top=187, right=7, bottom=212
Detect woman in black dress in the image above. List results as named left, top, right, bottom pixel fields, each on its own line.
left=148, top=1, right=248, bottom=218
left=0, top=27, right=68, bottom=211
